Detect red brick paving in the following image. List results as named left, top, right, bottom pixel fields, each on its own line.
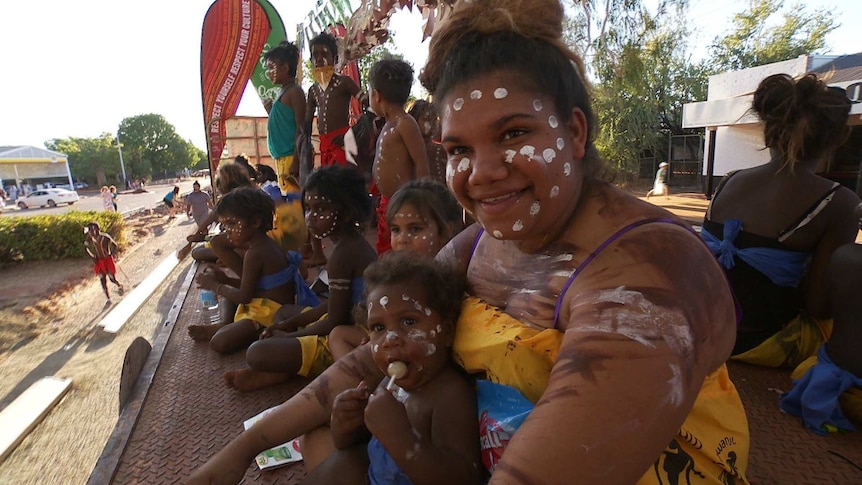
left=104, top=252, right=862, bottom=484
left=728, top=361, right=862, bottom=484
left=110, top=269, right=310, bottom=484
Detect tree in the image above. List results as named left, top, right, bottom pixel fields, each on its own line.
left=709, top=0, right=837, bottom=72
left=568, top=0, right=695, bottom=175
left=119, top=114, right=197, bottom=180
left=46, top=133, right=119, bottom=186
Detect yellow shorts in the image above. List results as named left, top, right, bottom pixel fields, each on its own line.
left=296, top=314, right=335, bottom=377
left=275, top=155, right=298, bottom=194
left=234, top=298, right=282, bottom=328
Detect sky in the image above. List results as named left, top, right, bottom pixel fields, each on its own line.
left=1, top=0, right=859, bottom=152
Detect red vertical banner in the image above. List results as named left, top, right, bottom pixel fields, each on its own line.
left=200, top=0, right=274, bottom=169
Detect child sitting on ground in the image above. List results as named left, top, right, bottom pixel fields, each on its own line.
left=83, top=221, right=124, bottom=302
left=330, top=178, right=462, bottom=359
left=222, top=165, right=377, bottom=391
left=369, top=58, right=430, bottom=255
left=303, top=252, right=482, bottom=484
left=188, top=187, right=313, bottom=354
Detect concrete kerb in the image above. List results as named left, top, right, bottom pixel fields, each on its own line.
left=86, top=259, right=198, bottom=485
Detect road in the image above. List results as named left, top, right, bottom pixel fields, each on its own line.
left=1, top=180, right=211, bottom=217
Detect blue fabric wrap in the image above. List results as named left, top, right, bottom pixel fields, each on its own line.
left=367, top=436, right=414, bottom=485
left=256, top=251, right=320, bottom=307
left=701, top=218, right=810, bottom=287
left=780, top=345, right=862, bottom=435
left=290, top=251, right=320, bottom=307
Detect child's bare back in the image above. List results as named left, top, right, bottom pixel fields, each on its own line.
left=373, top=114, right=429, bottom=198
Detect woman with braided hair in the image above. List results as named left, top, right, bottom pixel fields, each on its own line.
left=190, top=1, right=750, bottom=483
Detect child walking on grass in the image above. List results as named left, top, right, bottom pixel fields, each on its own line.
left=329, top=178, right=462, bottom=360
left=188, top=187, right=305, bottom=355
left=83, top=221, right=124, bottom=302
left=222, top=165, right=377, bottom=391
left=303, top=252, right=482, bottom=484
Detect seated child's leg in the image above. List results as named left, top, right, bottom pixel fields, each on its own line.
left=188, top=321, right=225, bottom=341
left=299, top=426, right=338, bottom=472
left=209, top=233, right=244, bottom=276
left=329, top=325, right=368, bottom=360
left=301, top=443, right=369, bottom=485
left=191, top=245, right=217, bottom=263
left=273, top=303, right=307, bottom=324
left=223, top=337, right=304, bottom=392
left=209, top=319, right=260, bottom=354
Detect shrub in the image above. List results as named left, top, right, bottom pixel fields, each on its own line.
left=0, top=210, right=126, bottom=266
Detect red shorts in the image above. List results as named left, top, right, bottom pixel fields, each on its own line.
left=376, top=195, right=391, bottom=255
left=93, top=256, right=117, bottom=275
left=319, top=126, right=350, bottom=167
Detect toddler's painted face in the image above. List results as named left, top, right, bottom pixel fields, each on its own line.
left=366, top=281, right=452, bottom=391
left=304, top=191, right=337, bottom=239
left=219, top=215, right=255, bottom=245
left=389, top=204, right=445, bottom=257
left=439, top=72, right=587, bottom=246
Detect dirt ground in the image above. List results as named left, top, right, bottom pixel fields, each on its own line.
left=0, top=205, right=199, bottom=485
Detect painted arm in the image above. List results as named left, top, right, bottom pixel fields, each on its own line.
left=188, top=345, right=383, bottom=485
left=488, top=227, right=735, bottom=484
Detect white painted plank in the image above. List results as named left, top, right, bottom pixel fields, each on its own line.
left=99, top=253, right=180, bottom=333
left=0, top=376, right=72, bottom=462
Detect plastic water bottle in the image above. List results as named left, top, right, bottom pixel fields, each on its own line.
left=199, top=289, right=219, bottom=324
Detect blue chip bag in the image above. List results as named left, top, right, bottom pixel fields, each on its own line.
left=477, top=380, right=534, bottom=474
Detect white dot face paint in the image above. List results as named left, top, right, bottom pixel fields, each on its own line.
left=385, top=330, right=398, bottom=341
left=533, top=99, right=543, bottom=111
left=550, top=185, right=560, bottom=198
left=519, top=145, right=535, bottom=158
left=564, top=162, right=572, bottom=177
left=542, top=148, right=556, bottom=164
left=530, top=201, right=541, bottom=216
left=453, top=98, right=464, bottom=111
left=380, top=296, right=389, bottom=309
left=470, top=90, right=482, bottom=100
left=493, top=88, right=508, bottom=99
left=492, top=230, right=503, bottom=239
left=457, top=157, right=471, bottom=172
left=504, top=149, right=517, bottom=163
left=512, top=220, right=524, bottom=231
left=556, top=138, right=565, bottom=150
left=548, top=116, right=559, bottom=128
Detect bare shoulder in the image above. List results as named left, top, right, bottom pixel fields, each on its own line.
left=329, top=236, right=376, bottom=277
left=560, top=186, right=735, bottom=372
left=436, top=224, right=481, bottom=274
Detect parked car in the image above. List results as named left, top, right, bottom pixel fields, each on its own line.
left=16, top=188, right=80, bottom=209
left=191, top=169, right=210, bottom=177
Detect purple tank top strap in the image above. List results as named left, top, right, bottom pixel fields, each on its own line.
left=553, top=218, right=689, bottom=328
left=467, top=227, right=484, bottom=262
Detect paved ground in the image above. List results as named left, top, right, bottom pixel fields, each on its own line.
left=55, top=191, right=860, bottom=484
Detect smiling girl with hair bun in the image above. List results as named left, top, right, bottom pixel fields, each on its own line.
left=189, top=1, right=750, bottom=483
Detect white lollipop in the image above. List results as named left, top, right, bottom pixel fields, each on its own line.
left=386, top=361, right=408, bottom=390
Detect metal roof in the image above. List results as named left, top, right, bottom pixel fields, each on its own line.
left=0, top=146, right=68, bottom=160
